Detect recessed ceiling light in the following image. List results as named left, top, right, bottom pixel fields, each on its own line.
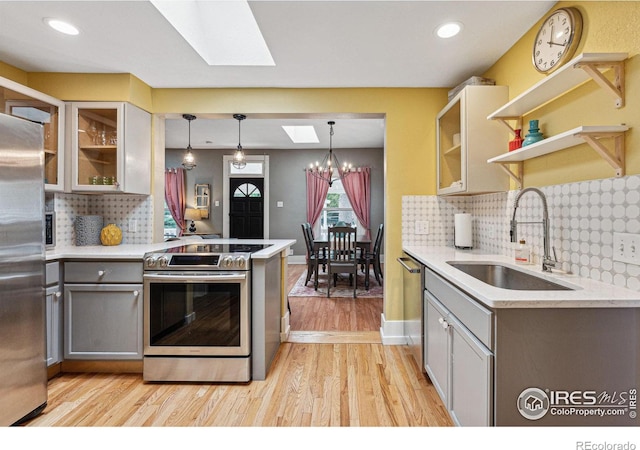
left=282, top=126, right=319, bottom=144
left=436, top=22, right=462, bottom=39
left=44, top=18, right=79, bottom=36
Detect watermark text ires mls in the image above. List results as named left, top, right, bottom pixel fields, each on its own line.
left=517, top=387, right=637, bottom=421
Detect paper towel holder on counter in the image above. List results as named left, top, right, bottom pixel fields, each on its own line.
left=454, top=212, right=473, bottom=249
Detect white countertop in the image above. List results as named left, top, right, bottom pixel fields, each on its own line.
left=46, top=238, right=296, bottom=261
left=403, top=245, right=640, bottom=309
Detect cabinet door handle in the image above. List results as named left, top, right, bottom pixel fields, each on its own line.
left=438, top=317, right=449, bottom=330
left=55, top=291, right=62, bottom=298
left=133, top=290, right=139, bottom=297
left=98, top=270, right=105, bottom=277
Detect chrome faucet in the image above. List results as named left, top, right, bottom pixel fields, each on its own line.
left=510, top=187, right=559, bottom=272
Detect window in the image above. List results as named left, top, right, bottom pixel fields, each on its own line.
left=229, top=161, right=264, bottom=175
left=164, top=202, right=178, bottom=238
left=319, top=179, right=358, bottom=234
left=233, top=182, right=262, bottom=198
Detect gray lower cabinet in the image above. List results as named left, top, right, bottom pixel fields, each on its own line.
left=45, top=261, right=63, bottom=366
left=448, top=311, right=493, bottom=426
left=424, top=268, right=493, bottom=426
left=64, top=261, right=143, bottom=360
left=425, top=294, right=449, bottom=406
left=425, top=265, right=639, bottom=426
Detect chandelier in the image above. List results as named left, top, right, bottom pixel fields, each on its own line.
left=308, top=121, right=352, bottom=187
left=181, top=114, right=196, bottom=170
left=233, top=114, right=247, bottom=169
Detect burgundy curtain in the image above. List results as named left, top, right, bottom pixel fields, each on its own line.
left=342, top=167, right=371, bottom=239
left=305, top=169, right=330, bottom=228
left=165, top=168, right=187, bottom=236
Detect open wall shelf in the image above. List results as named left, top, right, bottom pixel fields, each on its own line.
left=487, top=52, right=627, bottom=131
left=488, top=125, right=628, bottom=187
left=486, top=53, right=629, bottom=187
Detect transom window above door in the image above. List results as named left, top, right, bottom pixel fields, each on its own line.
left=233, top=182, right=262, bottom=198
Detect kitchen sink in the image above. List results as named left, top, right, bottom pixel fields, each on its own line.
left=446, top=261, right=575, bottom=291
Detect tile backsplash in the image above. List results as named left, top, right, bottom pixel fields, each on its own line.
left=50, top=193, right=153, bottom=246
left=402, top=175, right=640, bottom=292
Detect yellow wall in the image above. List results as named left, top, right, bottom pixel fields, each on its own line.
left=25, top=73, right=154, bottom=112
left=0, top=61, right=28, bottom=85
left=483, top=1, right=640, bottom=187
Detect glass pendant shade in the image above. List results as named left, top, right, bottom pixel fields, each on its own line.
left=182, top=114, right=197, bottom=170
left=233, top=114, right=247, bottom=169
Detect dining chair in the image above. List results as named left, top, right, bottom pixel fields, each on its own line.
left=301, top=223, right=326, bottom=287
left=368, top=224, right=384, bottom=285
left=326, top=225, right=359, bottom=298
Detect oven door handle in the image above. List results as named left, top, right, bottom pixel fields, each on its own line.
left=143, top=273, right=247, bottom=282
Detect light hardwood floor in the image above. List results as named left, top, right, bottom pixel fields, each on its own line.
left=287, top=264, right=384, bottom=343
left=24, top=264, right=453, bottom=427
left=26, top=343, right=451, bottom=427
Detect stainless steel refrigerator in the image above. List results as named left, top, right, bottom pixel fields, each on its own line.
left=0, top=112, right=47, bottom=425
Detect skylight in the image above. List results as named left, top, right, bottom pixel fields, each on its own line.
left=282, top=126, right=319, bottom=144
left=150, top=0, right=274, bottom=66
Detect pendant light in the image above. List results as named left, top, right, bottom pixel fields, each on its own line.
left=233, top=114, right=247, bottom=169
left=308, top=121, right=352, bottom=187
left=181, top=114, right=197, bottom=170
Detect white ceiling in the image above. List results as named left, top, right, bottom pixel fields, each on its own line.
left=0, top=0, right=555, bottom=149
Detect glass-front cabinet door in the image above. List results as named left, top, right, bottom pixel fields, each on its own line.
left=70, top=102, right=123, bottom=192
left=69, top=101, right=151, bottom=194
left=0, top=76, right=65, bottom=192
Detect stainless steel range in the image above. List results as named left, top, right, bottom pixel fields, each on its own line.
left=142, top=242, right=271, bottom=383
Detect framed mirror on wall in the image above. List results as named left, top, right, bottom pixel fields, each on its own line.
left=195, top=183, right=210, bottom=219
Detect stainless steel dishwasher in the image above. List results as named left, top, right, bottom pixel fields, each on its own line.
left=397, top=253, right=424, bottom=371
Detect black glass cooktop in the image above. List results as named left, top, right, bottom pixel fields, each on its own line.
left=165, top=243, right=272, bottom=254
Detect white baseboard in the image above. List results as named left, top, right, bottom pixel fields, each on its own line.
left=280, top=310, right=291, bottom=342
left=288, top=255, right=306, bottom=264
left=380, top=313, right=408, bottom=345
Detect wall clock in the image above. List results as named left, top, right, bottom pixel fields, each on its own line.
left=532, top=7, right=583, bottom=74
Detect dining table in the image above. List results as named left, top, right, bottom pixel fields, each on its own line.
left=312, top=234, right=372, bottom=290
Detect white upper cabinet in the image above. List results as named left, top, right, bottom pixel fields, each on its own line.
left=437, top=85, right=510, bottom=196
left=68, top=102, right=151, bottom=194
left=1, top=76, right=66, bottom=192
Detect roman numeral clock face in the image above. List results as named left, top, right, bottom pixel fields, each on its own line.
left=533, top=7, right=583, bottom=74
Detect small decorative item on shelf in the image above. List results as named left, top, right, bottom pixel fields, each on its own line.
left=100, top=223, right=123, bottom=246
left=522, top=120, right=544, bottom=147
left=509, top=129, right=524, bottom=151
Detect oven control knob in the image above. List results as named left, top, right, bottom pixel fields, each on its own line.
left=221, top=255, right=234, bottom=268
left=235, top=256, right=247, bottom=269
left=158, top=256, right=169, bottom=268
left=144, top=256, right=156, bottom=268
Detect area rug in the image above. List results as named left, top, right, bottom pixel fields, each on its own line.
left=288, top=269, right=383, bottom=298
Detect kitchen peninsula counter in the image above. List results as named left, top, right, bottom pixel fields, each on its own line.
left=48, top=238, right=295, bottom=381
left=46, top=238, right=295, bottom=261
